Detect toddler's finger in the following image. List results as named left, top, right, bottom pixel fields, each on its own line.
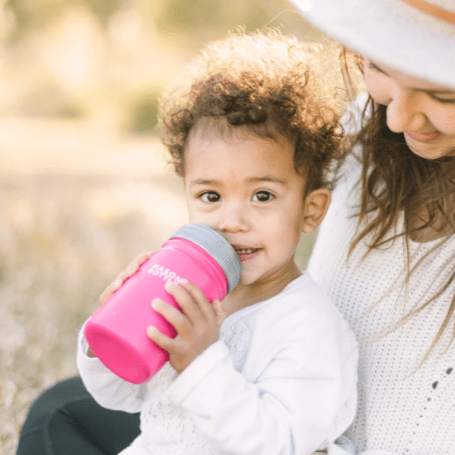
left=127, top=251, right=153, bottom=271
left=212, top=299, right=226, bottom=325
left=179, top=280, right=215, bottom=321
left=152, top=299, right=191, bottom=338
left=164, top=281, right=204, bottom=325
left=147, top=326, right=174, bottom=352
left=99, top=278, right=123, bottom=306
left=98, top=251, right=153, bottom=306
left=121, top=251, right=153, bottom=281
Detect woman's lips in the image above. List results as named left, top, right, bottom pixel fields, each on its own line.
left=232, top=244, right=261, bottom=262
left=405, top=131, right=442, bottom=143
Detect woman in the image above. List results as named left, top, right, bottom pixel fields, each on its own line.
left=292, top=0, right=455, bottom=454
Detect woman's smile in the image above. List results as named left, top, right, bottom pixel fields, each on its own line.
left=405, top=130, right=442, bottom=143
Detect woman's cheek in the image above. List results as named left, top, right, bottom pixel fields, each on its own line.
left=430, top=109, right=455, bottom=135
left=364, top=71, right=390, bottom=106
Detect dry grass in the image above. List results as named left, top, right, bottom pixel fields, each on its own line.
left=0, top=118, right=315, bottom=454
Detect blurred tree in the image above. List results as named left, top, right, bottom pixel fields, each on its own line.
left=2, top=0, right=322, bottom=132
left=153, top=0, right=315, bottom=52
left=156, top=0, right=224, bottom=34
left=83, top=0, right=124, bottom=25
left=130, top=92, right=160, bottom=134
left=7, top=0, right=122, bottom=37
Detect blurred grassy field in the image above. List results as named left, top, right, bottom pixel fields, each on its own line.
left=0, top=117, right=185, bottom=453
left=0, top=117, right=316, bottom=454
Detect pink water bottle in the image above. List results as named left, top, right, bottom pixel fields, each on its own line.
left=84, top=224, right=241, bottom=384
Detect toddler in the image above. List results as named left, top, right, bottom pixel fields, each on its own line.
left=77, top=30, right=358, bottom=455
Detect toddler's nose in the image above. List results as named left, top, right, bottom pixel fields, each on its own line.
left=218, top=205, right=249, bottom=233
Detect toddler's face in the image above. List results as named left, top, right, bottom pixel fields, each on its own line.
left=183, top=124, right=328, bottom=290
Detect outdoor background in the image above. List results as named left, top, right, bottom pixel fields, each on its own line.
left=0, top=1, right=329, bottom=452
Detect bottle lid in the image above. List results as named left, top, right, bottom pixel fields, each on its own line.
left=170, top=224, right=241, bottom=293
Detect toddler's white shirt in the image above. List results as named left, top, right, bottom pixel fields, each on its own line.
left=77, top=273, right=358, bottom=455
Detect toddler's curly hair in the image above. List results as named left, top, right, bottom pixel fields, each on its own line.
left=159, top=29, right=344, bottom=193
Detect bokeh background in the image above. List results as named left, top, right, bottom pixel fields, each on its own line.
left=0, top=1, right=329, bottom=452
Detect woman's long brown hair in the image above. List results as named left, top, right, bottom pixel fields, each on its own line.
left=340, top=49, right=455, bottom=360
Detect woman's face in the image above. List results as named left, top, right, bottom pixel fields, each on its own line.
left=363, top=58, right=455, bottom=160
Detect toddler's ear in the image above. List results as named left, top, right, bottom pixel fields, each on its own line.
left=301, top=189, right=331, bottom=234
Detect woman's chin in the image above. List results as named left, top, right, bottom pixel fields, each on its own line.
left=405, top=137, right=455, bottom=160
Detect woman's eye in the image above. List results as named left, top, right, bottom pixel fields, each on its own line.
left=430, top=94, right=455, bottom=105
left=366, top=61, right=386, bottom=76
left=252, top=191, right=273, bottom=202
left=199, top=192, right=221, bottom=203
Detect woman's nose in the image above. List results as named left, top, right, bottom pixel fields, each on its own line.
left=386, top=89, right=427, bottom=133
left=218, top=204, right=249, bottom=233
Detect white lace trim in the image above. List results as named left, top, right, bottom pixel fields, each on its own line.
left=120, top=311, right=257, bottom=455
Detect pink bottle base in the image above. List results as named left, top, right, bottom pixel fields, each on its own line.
left=86, top=322, right=167, bottom=384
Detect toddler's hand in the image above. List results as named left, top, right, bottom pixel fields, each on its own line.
left=147, top=280, right=226, bottom=374
left=98, top=252, right=153, bottom=306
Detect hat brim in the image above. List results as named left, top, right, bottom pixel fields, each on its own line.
left=292, top=0, right=455, bottom=90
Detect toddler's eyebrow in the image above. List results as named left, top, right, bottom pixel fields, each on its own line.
left=249, top=176, right=288, bottom=185
left=189, top=176, right=287, bottom=188
left=188, top=178, right=216, bottom=188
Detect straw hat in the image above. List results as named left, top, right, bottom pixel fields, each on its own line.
left=292, top=0, right=455, bottom=89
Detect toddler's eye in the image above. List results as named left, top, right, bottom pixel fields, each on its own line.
left=252, top=191, right=274, bottom=202
left=199, top=192, right=221, bottom=203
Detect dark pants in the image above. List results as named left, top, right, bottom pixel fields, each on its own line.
left=17, top=377, right=140, bottom=455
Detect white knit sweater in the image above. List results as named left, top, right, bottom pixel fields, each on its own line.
left=308, top=155, right=455, bottom=455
